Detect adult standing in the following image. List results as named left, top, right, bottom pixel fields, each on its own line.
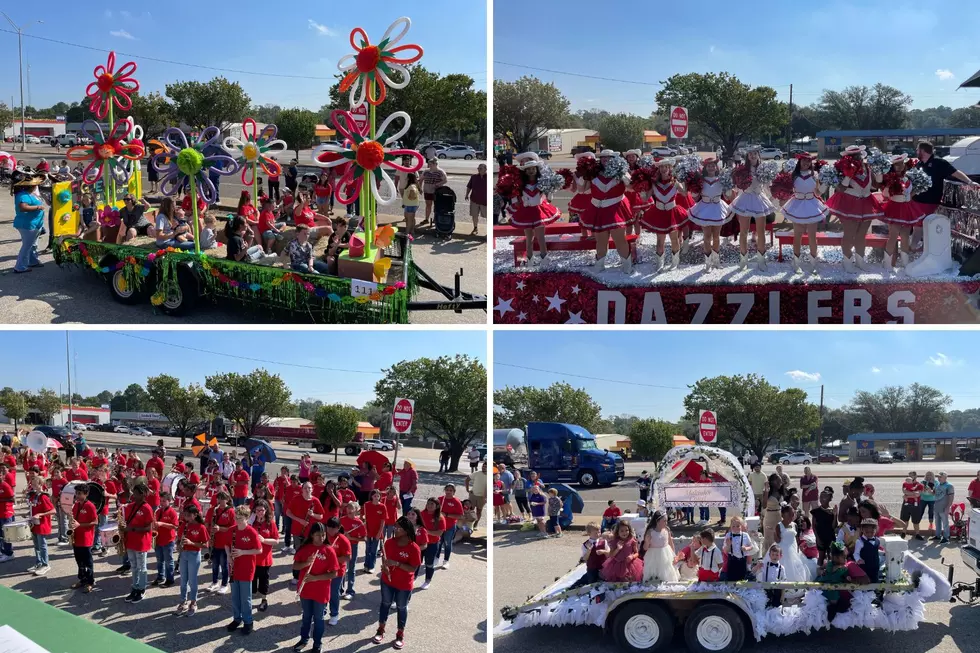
left=267, top=166, right=280, bottom=203
left=438, top=448, right=450, bottom=474
left=748, top=463, right=767, bottom=515
left=636, top=471, right=652, bottom=504
left=900, top=471, right=925, bottom=540
left=206, top=442, right=223, bottom=476
left=968, top=470, right=980, bottom=510
left=220, top=453, right=235, bottom=481
left=465, top=163, right=487, bottom=235
left=11, top=171, right=47, bottom=274
left=775, top=465, right=791, bottom=491
left=397, top=460, right=418, bottom=515
left=800, top=466, right=819, bottom=516
left=285, top=159, right=299, bottom=196
left=420, top=159, right=448, bottom=226
left=921, top=471, right=938, bottom=531
left=467, top=446, right=481, bottom=473
left=761, top=473, right=785, bottom=554
left=498, top=465, right=515, bottom=520
left=911, top=140, right=978, bottom=213
left=465, top=461, right=488, bottom=527
left=932, top=472, right=955, bottom=544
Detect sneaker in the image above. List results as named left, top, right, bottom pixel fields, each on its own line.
left=258, top=599, right=268, bottom=612
left=176, top=601, right=187, bottom=616
left=242, top=623, right=253, bottom=635
left=124, top=591, right=137, bottom=603
left=914, top=534, right=925, bottom=541
left=226, top=620, right=241, bottom=632
left=394, top=630, right=405, bottom=650
left=292, top=639, right=309, bottom=652
left=419, top=581, right=430, bottom=590
left=186, top=603, right=197, bottom=617
left=33, top=565, right=50, bottom=576
left=328, top=616, right=339, bottom=626
left=372, top=628, right=386, bottom=644
left=71, top=581, right=85, bottom=590
left=217, top=584, right=230, bottom=595
left=117, top=565, right=131, bottom=575
left=940, top=538, right=950, bottom=544
left=152, top=578, right=164, bottom=586
left=930, top=535, right=941, bottom=541
left=341, top=592, right=354, bottom=600
left=83, top=584, right=95, bottom=594
left=440, top=561, right=450, bottom=570
left=130, top=591, right=145, bottom=604
left=206, top=582, right=220, bottom=593
left=0, top=554, right=12, bottom=564
left=289, top=578, right=299, bottom=588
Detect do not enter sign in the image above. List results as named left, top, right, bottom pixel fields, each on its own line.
left=392, top=398, right=415, bottom=434
left=670, top=106, right=689, bottom=139
left=698, top=409, right=717, bottom=443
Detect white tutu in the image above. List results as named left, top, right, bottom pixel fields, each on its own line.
left=730, top=190, right=776, bottom=218
left=688, top=199, right=732, bottom=227
left=782, top=197, right=829, bottom=224
left=642, top=545, right=679, bottom=583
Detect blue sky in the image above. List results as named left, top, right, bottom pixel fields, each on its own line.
left=494, top=331, right=980, bottom=421
left=1, top=1, right=486, bottom=110
left=494, top=0, right=980, bottom=115
left=3, top=330, right=486, bottom=407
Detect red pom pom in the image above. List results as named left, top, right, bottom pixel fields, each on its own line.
left=834, top=156, right=861, bottom=178
left=770, top=172, right=794, bottom=201
left=684, top=171, right=703, bottom=197
left=630, top=167, right=656, bottom=194
left=494, top=164, right=523, bottom=199
left=732, top=164, right=752, bottom=191
left=576, top=156, right=601, bottom=181
left=881, top=171, right=904, bottom=196
left=814, top=159, right=828, bottom=170
left=556, top=168, right=575, bottom=190
left=907, top=158, right=920, bottom=168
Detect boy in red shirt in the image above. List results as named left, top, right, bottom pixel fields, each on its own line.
left=227, top=505, right=262, bottom=635
left=232, top=461, right=251, bottom=508
left=70, top=483, right=99, bottom=591
left=437, top=483, right=465, bottom=569
left=89, top=467, right=110, bottom=556
left=66, top=458, right=88, bottom=482
left=0, top=462, right=16, bottom=561
left=152, top=492, right=179, bottom=587
left=340, top=502, right=366, bottom=598
left=281, top=474, right=301, bottom=553
left=325, top=517, right=351, bottom=626
left=362, top=489, right=388, bottom=573
left=601, top=499, right=622, bottom=532
left=28, top=475, right=55, bottom=575
left=207, top=492, right=236, bottom=594
left=122, top=483, right=155, bottom=602
left=373, top=515, right=423, bottom=649
left=172, top=454, right=187, bottom=474
left=146, top=450, right=165, bottom=479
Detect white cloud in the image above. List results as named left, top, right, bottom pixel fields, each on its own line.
left=709, top=45, right=715, bottom=53
left=871, top=366, right=881, bottom=373
left=785, top=370, right=821, bottom=382
left=927, top=352, right=961, bottom=367
left=936, top=69, right=955, bottom=80
left=308, top=19, right=336, bottom=36
left=109, top=29, right=136, bottom=40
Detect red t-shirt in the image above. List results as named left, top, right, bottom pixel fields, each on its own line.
left=969, top=479, right=980, bottom=500
left=187, top=471, right=200, bottom=485
left=232, top=470, right=250, bottom=499
left=376, top=471, right=394, bottom=492
left=51, top=478, right=68, bottom=504
left=90, top=455, right=109, bottom=469
left=2, top=454, right=16, bottom=469
left=314, top=182, right=332, bottom=199
left=65, top=467, right=88, bottom=482
left=341, top=515, right=366, bottom=542
left=31, top=493, right=54, bottom=535
left=3, top=471, right=15, bottom=491
left=439, top=496, right=464, bottom=530
left=116, top=454, right=128, bottom=467
left=311, top=482, right=326, bottom=502
left=294, top=206, right=315, bottom=228
left=254, top=520, right=279, bottom=567
left=288, top=496, right=324, bottom=536
left=273, top=476, right=290, bottom=500
left=903, top=481, right=924, bottom=505
left=282, top=483, right=301, bottom=508
left=384, top=495, right=400, bottom=526
left=154, top=505, right=179, bottom=546
left=0, top=481, right=15, bottom=518
left=258, top=210, right=278, bottom=235
left=328, top=532, right=352, bottom=562
left=382, top=538, right=422, bottom=592
left=182, top=521, right=209, bottom=552
left=239, top=204, right=257, bottom=220
left=602, top=506, right=623, bottom=520
left=420, top=510, right=446, bottom=544
left=229, top=525, right=261, bottom=582
left=124, top=501, right=154, bottom=552
left=337, top=487, right=357, bottom=506
left=296, top=543, right=340, bottom=604
left=146, top=457, right=165, bottom=479
left=210, top=506, right=236, bottom=549
left=72, top=500, right=98, bottom=547
left=415, top=526, right=429, bottom=550
left=146, top=477, right=161, bottom=509
left=173, top=462, right=187, bottom=474
left=363, top=501, right=387, bottom=538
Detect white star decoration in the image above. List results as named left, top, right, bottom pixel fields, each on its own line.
left=531, top=295, right=540, bottom=303
left=571, top=285, right=581, bottom=294
left=494, top=297, right=514, bottom=317
left=515, top=280, right=526, bottom=291
left=967, top=288, right=980, bottom=311
left=565, top=311, right=586, bottom=324
left=517, top=311, right=528, bottom=322
left=545, top=291, right=566, bottom=312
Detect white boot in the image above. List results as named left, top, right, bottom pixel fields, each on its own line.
left=712, top=251, right=721, bottom=269
left=854, top=253, right=871, bottom=271
left=650, top=252, right=661, bottom=272
left=526, top=253, right=539, bottom=267
left=681, top=238, right=690, bottom=254
left=755, top=251, right=768, bottom=272
left=882, top=251, right=895, bottom=273
left=805, top=255, right=817, bottom=275
left=739, top=253, right=749, bottom=270
left=673, top=249, right=683, bottom=269
left=898, top=251, right=910, bottom=268
left=792, top=254, right=803, bottom=273
left=621, top=254, right=634, bottom=275
left=703, top=252, right=713, bottom=272
left=592, top=254, right=606, bottom=271
left=842, top=254, right=857, bottom=273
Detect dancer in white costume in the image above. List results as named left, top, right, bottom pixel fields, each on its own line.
left=780, top=153, right=829, bottom=274
left=641, top=512, right=679, bottom=583
left=776, top=507, right=815, bottom=581
left=687, top=157, right=732, bottom=271
left=729, top=147, right=777, bottom=270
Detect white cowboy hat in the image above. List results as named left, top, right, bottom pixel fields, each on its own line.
left=890, top=153, right=909, bottom=164
left=598, top=149, right=619, bottom=158
left=655, top=157, right=675, bottom=167
left=744, top=145, right=762, bottom=153
left=515, top=152, right=543, bottom=170
left=574, top=151, right=596, bottom=160
left=624, top=149, right=642, bottom=158
left=842, top=145, right=867, bottom=157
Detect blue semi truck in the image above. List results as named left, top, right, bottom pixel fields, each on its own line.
left=524, top=422, right=624, bottom=488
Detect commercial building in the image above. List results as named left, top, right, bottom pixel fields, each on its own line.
left=846, top=431, right=980, bottom=462
left=3, top=118, right=68, bottom=139
left=815, top=128, right=980, bottom=157
left=0, top=404, right=109, bottom=427
left=534, top=128, right=599, bottom=154
left=110, top=411, right=171, bottom=428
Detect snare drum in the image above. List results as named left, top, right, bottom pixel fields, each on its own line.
left=162, top=472, right=185, bottom=498
left=2, top=520, right=32, bottom=543
left=98, top=521, right=119, bottom=548
left=60, top=480, right=106, bottom=515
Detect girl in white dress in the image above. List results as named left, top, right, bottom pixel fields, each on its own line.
left=776, top=505, right=814, bottom=581
left=641, top=511, right=679, bottom=583
left=687, top=158, right=732, bottom=271
left=780, top=154, right=829, bottom=274
left=729, top=147, right=777, bottom=270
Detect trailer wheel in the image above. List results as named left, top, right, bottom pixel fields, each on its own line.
left=577, top=470, right=598, bottom=488
left=611, top=601, right=674, bottom=653
left=344, top=446, right=358, bottom=456
left=158, top=265, right=200, bottom=316
left=104, top=258, right=144, bottom=305
left=315, top=444, right=327, bottom=454
left=683, top=604, right=745, bottom=653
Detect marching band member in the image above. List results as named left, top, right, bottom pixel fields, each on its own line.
left=251, top=499, right=279, bottom=613
left=320, top=480, right=343, bottom=525
left=362, top=489, right=388, bottom=574
left=69, top=482, right=98, bottom=592
left=152, top=491, right=179, bottom=588
left=146, top=467, right=161, bottom=511
left=50, top=467, right=69, bottom=545
left=417, top=497, right=445, bottom=590
left=339, top=501, right=366, bottom=599
left=824, top=145, right=884, bottom=272
left=880, top=153, right=927, bottom=270
left=273, top=466, right=291, bottom=531
left=780, top=153, right=829, bottom=274
left=624, top=149, right=650, bottom=236
left=206, top=491, right=235, bottom=594
left=581, top=150, right=634, bottom=273
left=226, top=505, right=262, bottom=635
left=509, top=152, right=562, bottom=265
left=325, top=516, right=352, bottom=627
left=146, top=449, right=165, bottom=479
left=176, top=503, right=209, bottom=617
left=640, top=158, right=690, bottom=271
left=292, top=522, right=341, bottom=653
left=567, top=152, right=595, bottom=234
left=122, top=482, right=154, bottom=603
left=232, top=460, right=251, bottom=507
left=687, top=157, right=732, bottom=271
left=0, top=462, right=17, bottom=562
left=729, top=146, right=777, bottom=270
left=90, top=467, right=109, bottom=555
left=281, top=474, right=302, bottom=554
left=437, top=483, right=465, bottom=568
left=372, top=516, right=423, bottom=650
left=384, top=486, right=400, bottom=539
left=27, top=474, right=55, bottom=575
left=287, top=482, right=325, bottom=583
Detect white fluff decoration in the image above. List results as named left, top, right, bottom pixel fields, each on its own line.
left=719, top=167, right=735, bottom=193
left=638, top=154, right=656, bottom=170
left=905, top=167, right=932, bottom=196
left=755, top=160, right=780, bottom=185
left=536, top=165, right=566, bottom=195
left=866, top=147, right=892, bottom=175
left=673, top=154, right=703, bottom=181
left=602, top=155, right=629, bottom=180
left=819, top=163, right=842, bottom=187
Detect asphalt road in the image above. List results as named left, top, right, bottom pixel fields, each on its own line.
left=492, top=528, right=980, bottom=653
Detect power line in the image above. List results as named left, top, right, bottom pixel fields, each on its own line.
left=105, top=331, right=383, bottom=375
left=494, top=61, right=662, bottom=86
left=494, top=362, right=686, bottom=389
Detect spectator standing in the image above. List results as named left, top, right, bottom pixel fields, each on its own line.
left=397, top=460, right=418, bottom=515
left=775, top=465, right=791, bottom=490
left=932, top=472, right=955, bottom=543
left=968, top=470, right=980, bottom=509
left=467, top=446, right=480, bottom=473
left=900, top=471, right=925, bottom=540
left=636, top=471, right=652, bottom=504
left=498, top=465, right=514, bottom=520
left=420, top=159, right=448, bottom=226
left=438, top=448, right=450, bottom=474
left=285, top=160, right=299, bottom=196
left=512, top=470, right=531, bottom=521
left=11, top=172, right=47, bottom=274
left=465, top=461, right=487, bottom=527
left=800, top=466, right=819, bottom=515
left=268, top=167, right=281, bottom=203
left=748, top=463, right=767, bottom=515
left=464, top=164, right=487, bottom=235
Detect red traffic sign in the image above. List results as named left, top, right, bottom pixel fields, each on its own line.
left=350, top=103, right=368, bottom=125
left=698, top=409, right=717, bottom=443
left=670, top=106, right=689, bottom=139
left=391, top=398, right=415, bottom=434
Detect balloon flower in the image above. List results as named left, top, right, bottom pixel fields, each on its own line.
left=312, top=109, right=422, bottom=206
left=222, top=118, right=287, bottom=185
left=85, top=51, right=139, bottom=120
left=152, top=127, right=239, bottom=205
left=65, top=119, right=145, bottom=184
left=337, top=16, right=423, bottom=107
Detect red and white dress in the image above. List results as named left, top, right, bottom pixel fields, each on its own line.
left=624, top=186, right=651, bottom=226
left=567, top=175, right=592, bottom=223
left=881, top=178, right=929, bottom=226
left=687, top=176, right=731, bottom=227
left=639, top=180, right=689, bottom=233
left=825, top=164, right=883, bottom=221
left=508, top=183, right=562, bottom=229
left=781, top=173, right=829, bottom=225
left=581, top=174, right=633, bottom=232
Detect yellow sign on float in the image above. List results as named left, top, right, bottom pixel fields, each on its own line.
left=52, top=181, right=79, bottom=237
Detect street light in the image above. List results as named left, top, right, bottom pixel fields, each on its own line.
left=1, top=13, right=43, bottom=153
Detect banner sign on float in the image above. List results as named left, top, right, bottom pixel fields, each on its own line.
left=661, top=483, right=733, bottom=507
left=493, top=273, right=980, bottom=324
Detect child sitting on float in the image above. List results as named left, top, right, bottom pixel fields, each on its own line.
left=225, top=215, right=277, bottom=264
left=797, top=516, right=819, bottom=560
left=200, top=215, right=217, bottom=250
left=837, top=506, right=861, bottom=555
left=258, top=196, right=286, bottom=254
left=570, top=522, right=609, bottom=588
left=673, top=543, right=700, bottom=581
left=286, top=224, right=330, bottom=275
left=600, top=519, right=643, bottom=583
left=77, top=192, right=98, bottom=240
left=292, top=191, right=331, bottom=237
left=816, top=541, right=870, bottom=620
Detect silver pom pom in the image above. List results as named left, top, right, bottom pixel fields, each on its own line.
left=819, top=163, right=841, bottom=188
left=754, top=160, right=779, bottom=185
left=673, top=154, right=703, bottom=181
left=638, top=154, right=656, bottom=170
left=535, top=164, right=566, bottom=195
left=719, top=167, right=734, bottom=193
left=783, top=159, right=797, bottom=174
left=602, top=154, right=629, bottom=180
left=905, top=166, right=932, bottom=196
left=866, top=147, right=892, bottom=175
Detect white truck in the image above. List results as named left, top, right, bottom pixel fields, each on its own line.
left=57, top=133, right=81, bottom=147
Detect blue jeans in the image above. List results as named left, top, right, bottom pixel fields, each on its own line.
left=419, top=541, right=438, bottom=583
left=699, top=507, right=710, bottom=521
left=274, top=500, right=283, bottom=530
left=128, top=549, right=148, bottom=591
left=401, top=496, right=413, bottom=515
left=329, top=575, right=343, bottom=618
left=55, top=505, right=67, bottom=541
left=719, top=507, right=727, bottom=523
left=211, top=547, right=228, bottom=586
left=301, top=598, right=326, bottom=648
left=283, top=517, right=293, bottom=548
left=180, top=550, right=201, bottom=601
left=921, top=499, right=935, bottom=523
left=232, top=497, right=246, bottom=507
left=293, top=261, right=331, bottom=275
left=33, top=533, right=48, bottom=566
left=92, top=514, right=107, bottom=552
left=15, top=227, right=41, bottom=272
left=231, top=580, right=253, bottom=625
left=365, top=538, right=380, bottom=571
left=344, top=541, right=360, bottom=595
left=438, top=525, right=457, bottom=562
left=379, top=579, right=412, bottom=630
left=155, top=541, right=175, bottom=582
left=935, top=504, right=951, bottom=539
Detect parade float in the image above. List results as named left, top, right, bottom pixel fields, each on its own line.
left=496, top=444, right=954, bottom=653
left=51, top=17, right=484, bottom=322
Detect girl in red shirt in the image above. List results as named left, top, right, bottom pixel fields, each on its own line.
left=313, top=172, right=333, bottom=213
left=291, top=522, right=341, bottom=653
left=324, top=517, right=351, bottom=625
left=27, top=475, right=55, bottom=575
left=177, top=504, right=209, bottom=616
left=206, top=492, right=235, bottom=593
left=339, top=502, right=366, bottom=598
left=372, top=516, right=423, bottom=649
left=251, top=499, right=279, bottom=613
left=227, top=505, right=263, bottom=634
left=319, top=480, right=342, bottom=524
left=383, top=486, right=400, bottom=539
left=272, top=466, right=291, bottom=530
left=146, top=468, right=161, bottom=510
left=362, top=489, right=388, bottom=573
left=152, top=492, right=179, bottom=586
left=418, top=498, right=445, bottom=589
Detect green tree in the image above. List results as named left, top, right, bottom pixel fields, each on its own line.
left=165, top=77, right=251, bottom=130
left=577, top=109, right=611, bottom=131
left=293, top=398, right=324, bottom=421
left=846, top=384, right=951, bottom=433
left=277, top=108, right=319, bottom=159
left=682, top=374, right=820, bottom=461
left=313, top=403, right=361, bottom=462
left=0, top=389, right=28, bottom=432
left=655, top=72, right=787, bottom=160
left=628, top=418, right=675, bottom=461
left=375, top=355, right=486, bottom=472
left=128, top=91, right=175, bottom=137
left=947, top=408, right=980, bottom=431
left=949, top=106, right=980, bottom=128
left=95, top=390, right=115, bottom=405
left=597, top=113, right=648, bottom=153
left=0, top=103, right=13, bottom=137
left=608, top=414, right=641, bottom=435
left=31, top=388, right=63, bottom=425
left=145, top=375, right=207, bottom=448
left=493, top=382, right=603, bottom=433
left=250, top=103, right=283, bottom=125
left=815, top=84, right=912, bottom=131
left=109, top=383, right=156, bottom=412
left=65, top=97, right=96, bottom=124
left=493, top=76, right=570, bottom=153
left=204, top=368, right=292, bottom=439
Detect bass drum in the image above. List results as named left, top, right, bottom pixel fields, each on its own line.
left=60, top=481, right=106, bottom=515
left=162, top=472, right=185, bottom=499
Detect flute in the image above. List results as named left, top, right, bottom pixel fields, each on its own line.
left=297, top=549, right=319, bottom=596
left=228, top=533, right=235, bottom=578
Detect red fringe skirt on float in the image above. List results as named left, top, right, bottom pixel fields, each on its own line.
left=581, top=197, right=633, bottom=233
left=881, top=199, right=929, bottom=227
left=640, top=204, right=689, bottom=234
left=567, top=192, right=592, bottom=224
left=509, top=202, right=562, bottom=229
left=624, top=190, right=650, bottom=225
left=824, top=192, right=884, bottom=221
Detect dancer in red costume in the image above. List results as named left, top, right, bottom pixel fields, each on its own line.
left=580, top=150, right=634, bottom=273
left=639, top=158, right=689, bottom=271
left=879, top=154, right=929, bottom=271
left=623, top=149, right=650, bottom=237
left=567, top=152, right=596, bottom=237
left=824, top=145, right=883, bottom=273
left=508, top=152, right=562, bottom=266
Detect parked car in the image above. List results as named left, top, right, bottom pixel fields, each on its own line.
left=68, top=422, right=90, bottom=431
left=113, top=425, right=131, bottom=433
left=570, top=145, right=594, bottom=156
left=57, top=133, right=81, bottom=147
left=25, top=135, right=40, bottom=144
left=818, top=452, right=841, bottom=463
left=437, top=145, right=477, bottom=160
left=760, top=147, right=784, bottom=160
left=649, top=147, right=673, bottom=157
left=37, top=135, right=51, bottom=144
left=364, top=439, right=393, bottom=451
left=892, top=145, right=914, bottom=156
left=962, top=448, right=980, bottom=462
left=890, top=451, right=907, bottom=461
left=782, top=452, right=812, bottom=465
left=130, top=427, right=152, bottom=437
left=768, top=450, right=791, bottom=463
left=872, top=450, right=894, bottom=463
left=535, top=150, right=553, bottom=160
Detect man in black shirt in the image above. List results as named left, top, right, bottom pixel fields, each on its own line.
left=912, top=140, right=978, bottom=209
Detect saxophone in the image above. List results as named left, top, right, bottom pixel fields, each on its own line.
left=116, top=506, right=127, bottom=557
left=228, top=532, right=235, bottom=578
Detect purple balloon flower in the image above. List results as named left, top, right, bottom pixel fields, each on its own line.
left=151, top=127, right=239, bottom=205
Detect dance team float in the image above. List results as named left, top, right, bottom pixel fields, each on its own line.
left=42, top=16, right=481, bottom=323
left=0, top=438, right=472, bottom=652
left=494, top=144, right=980, bottom=323
left=494, top=444, right=953, bottom=653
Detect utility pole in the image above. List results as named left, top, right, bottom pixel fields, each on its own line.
left=786, top=84, right=794, bottom=150
left=66, top=333, right=74, bottom=427
left=817, top=384, right=825, bottom=454
left=1, top=13, right=42, bottom=153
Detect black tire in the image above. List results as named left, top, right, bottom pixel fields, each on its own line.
left=437, top=154, right=447, bottom=159
left=683, top=603, right=746, bottom=653
left=611, top=601, right=674, bottom=653
left=464, top=155, right=473, bottom=160
left=578, top=470, right=598, bottom=488
left=158, top=264, right=200, bottom=316
left=344, top=446, right=358, bottom=456
left=315, top=444, right=327, bottom=454
left=104, top=257, right=145, bottom=305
